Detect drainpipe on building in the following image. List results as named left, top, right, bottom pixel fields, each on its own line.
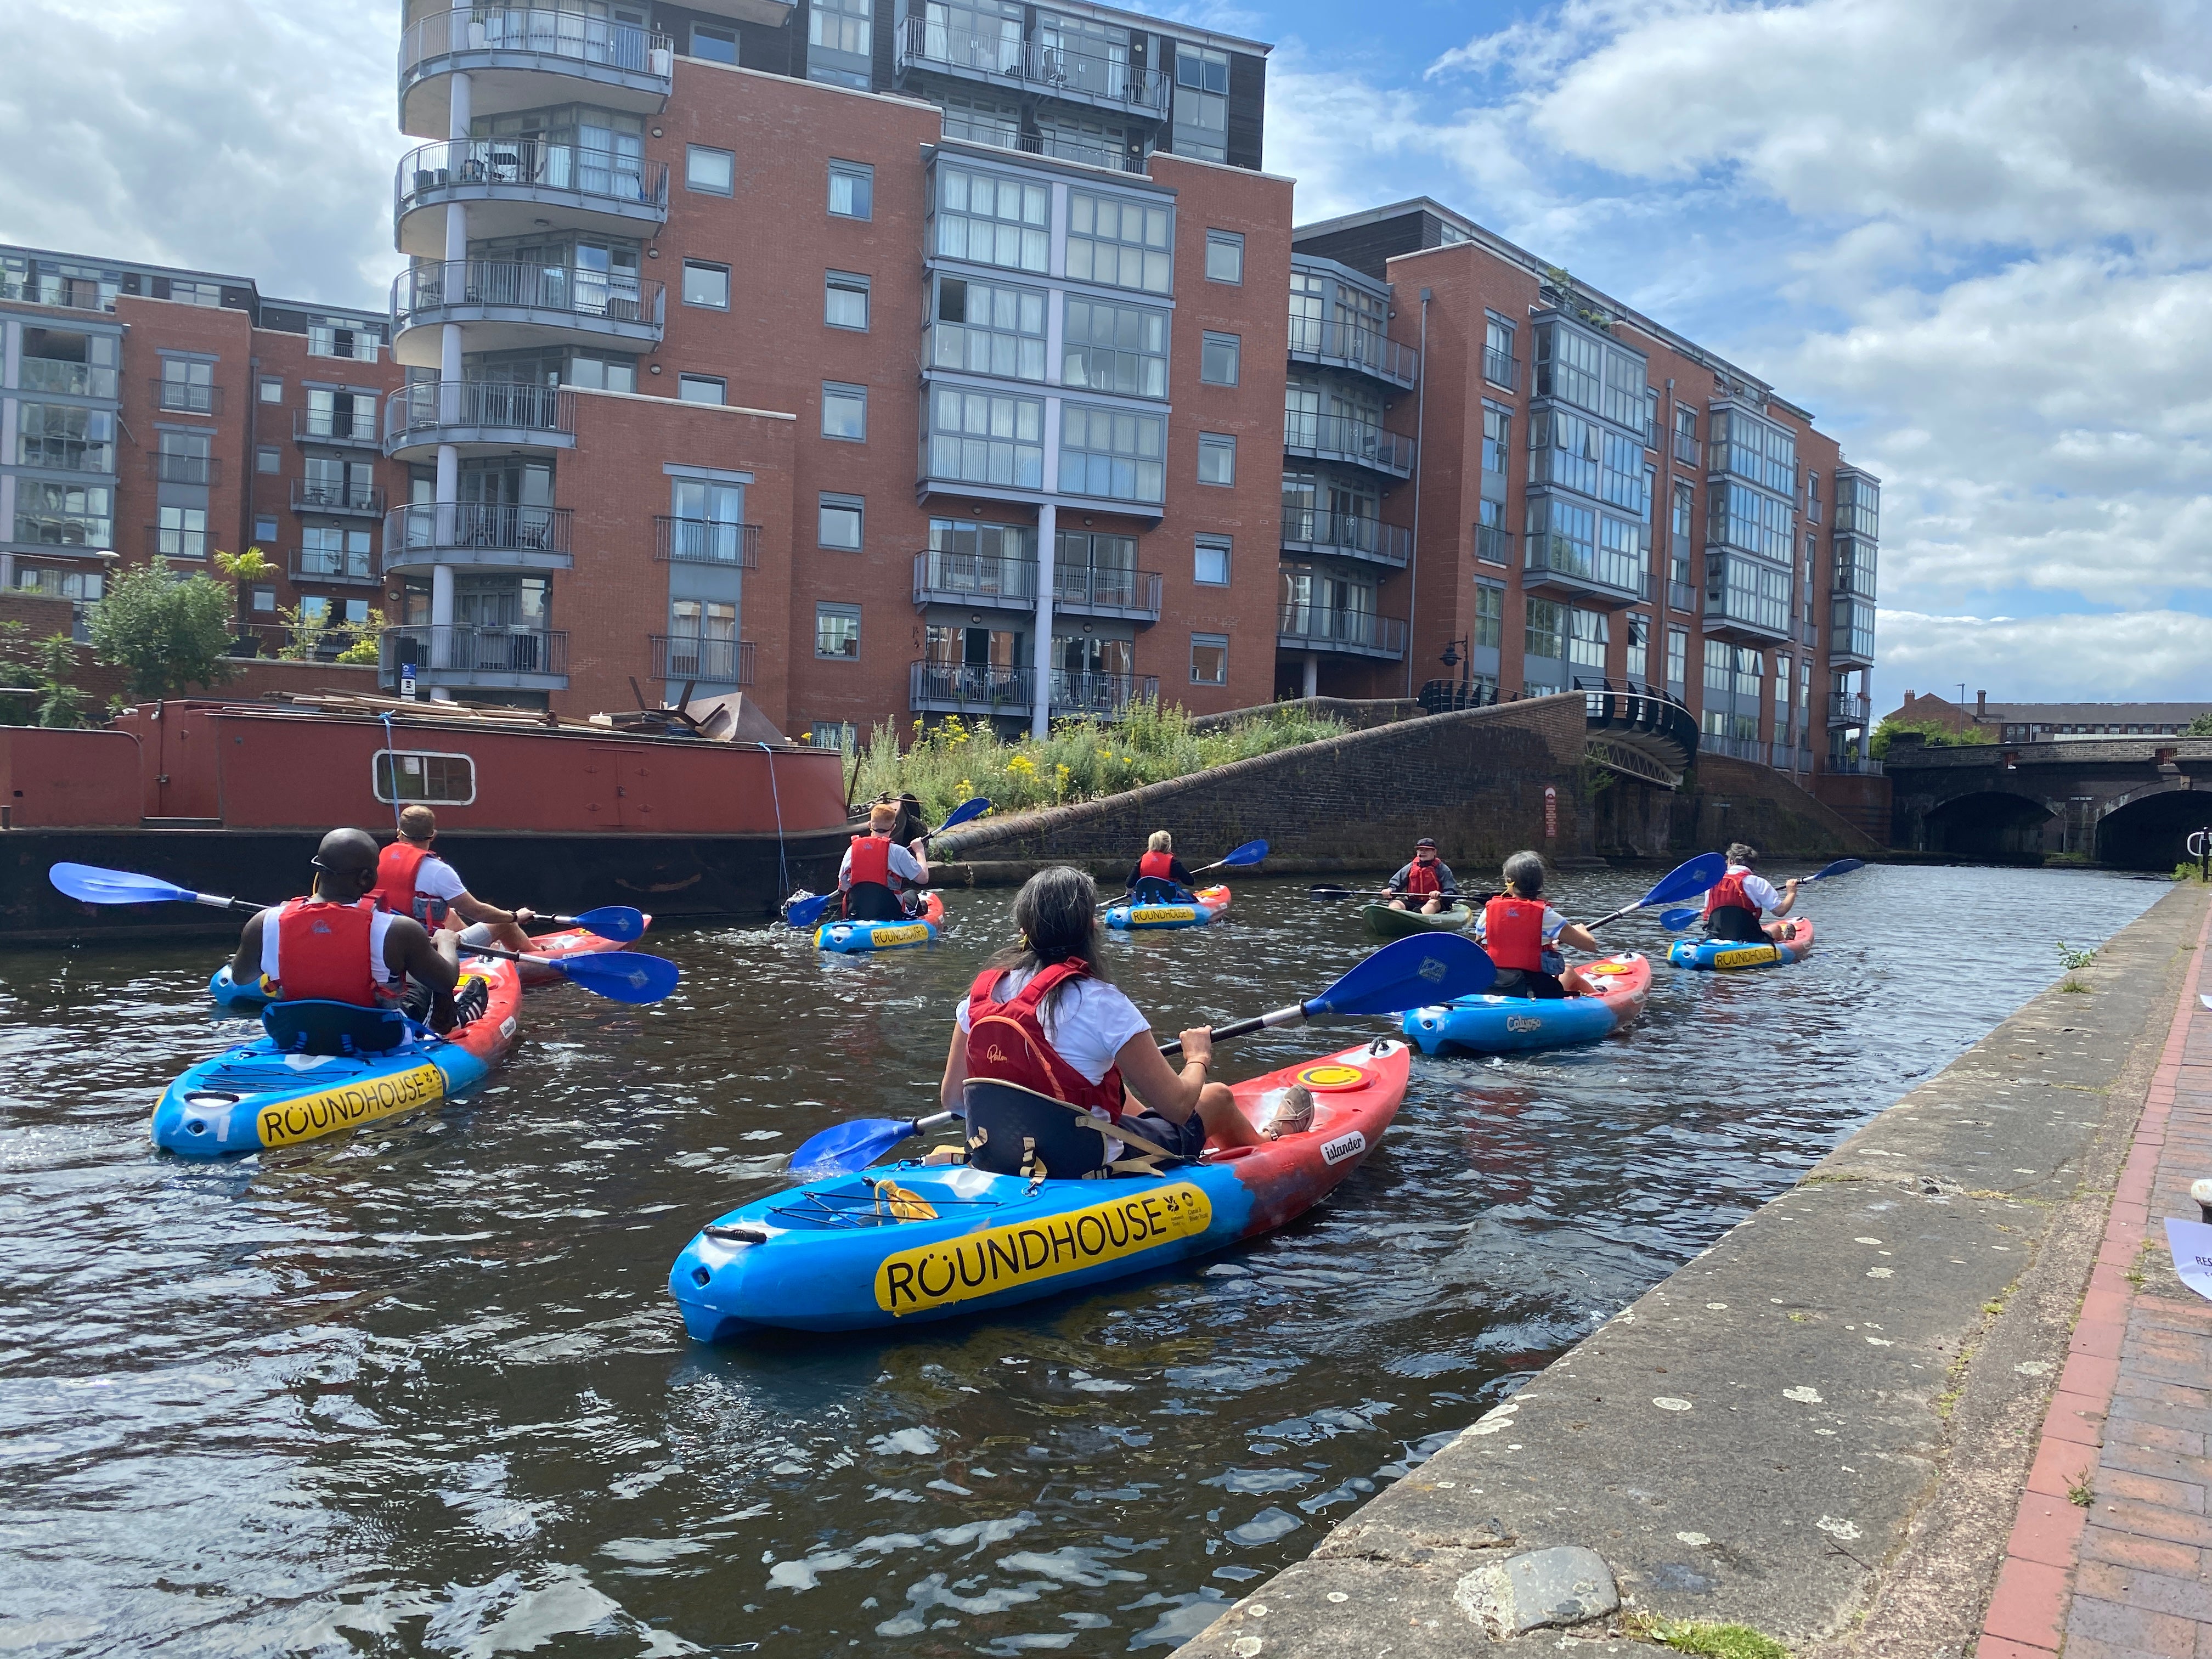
left=1404, top=289, right=1430, bottom=700
left=428, top=69, right=472, bottom=703
left=1030, top=501, right=1057, bottom=741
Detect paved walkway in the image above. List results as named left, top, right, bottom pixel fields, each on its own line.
left=1984, top=899, right=2212, bottom=1659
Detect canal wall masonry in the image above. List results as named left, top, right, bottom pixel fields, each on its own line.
left=1172, top=882, right=2207, bottom=1659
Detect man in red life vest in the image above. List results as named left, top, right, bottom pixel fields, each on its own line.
left=839, top=800, right=931, bottom=921
left=1386, top=837, right=1458, bottom=914
left=373, top=805, right=538, bottom=953
left=228, top=827, right=464, bottom=1029
left=1702, top=841, right=1801, bottom=944
left=1476, top=850, right=1602, bottom=998
left=1125, top=830, right=1198, bottom=903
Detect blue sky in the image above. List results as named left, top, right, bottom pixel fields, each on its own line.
left=5, top=0, right=2209, bottom=706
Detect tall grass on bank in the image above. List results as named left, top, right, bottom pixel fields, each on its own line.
left=848, top=702, right=1347, bottom=823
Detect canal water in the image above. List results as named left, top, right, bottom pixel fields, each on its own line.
left=0, top=864, right=2164, bottom=1656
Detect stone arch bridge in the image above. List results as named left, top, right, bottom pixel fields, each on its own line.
left=1886, top=734, right=2212, bottom=867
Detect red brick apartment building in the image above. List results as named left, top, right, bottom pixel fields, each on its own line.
left=0, top=0, right=1879, bottom=798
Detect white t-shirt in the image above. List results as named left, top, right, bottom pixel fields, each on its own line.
left=956, top=969, right=1151, bottom=1087
left=411, top=854, right=468, bottom=904
left=839, top=841, right=926, bottom=888
left=1727, top=867, right=1784, bottom=912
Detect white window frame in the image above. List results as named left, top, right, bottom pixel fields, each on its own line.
left=686, top=144, right=736, bottom=195
left=371, top=751, right=479, bottom=806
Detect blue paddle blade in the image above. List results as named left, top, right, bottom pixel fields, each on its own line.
left=788, top=1115, right=917, bottom=1178
left=50, top=862, right=199, bottom=906
left=568, top=904, right=646, bottom=943
left=936, top=795, right=991, bottom=832
left=552, top=949, right=680, bottom=1003
left=1637, top=852, right=1728, bottom=910
left=785, top=891, right=835, bottom=930
left=1660, top=906, right=1702, bottom=930
left=1307, top=933, right=1496, bottom=1016
left=1217, top=839, right=1269, bottom=867
left=1807, top=857, right=1866, bottom=882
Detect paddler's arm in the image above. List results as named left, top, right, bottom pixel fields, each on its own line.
left=1436, top=863, right=1458, bottom=893
left=388, top=916, right=461, bottom=1032
left=447, top=889, right=535, bottom=930
left=1114, top=1026, right=1214, bottom=1126
left=902, top=839, right=932, bottom=887
left=939, top=1024, right=968, bottom=1113
left=1556, top=921, right=1602, bottom=955
left=229, top=907, right=274, bottom=985
left=1769, top=878, right=1801, bottom=917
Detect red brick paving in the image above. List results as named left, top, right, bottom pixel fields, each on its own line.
left=1979, top=899, right=2212, bottom=1659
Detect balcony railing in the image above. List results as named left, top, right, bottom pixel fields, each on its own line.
left=940, top=119, right=1144, bottom=175
left=391, top=261, right=667, bottom=337
left=1286, top=317, right=1418, bottom=390
left=1829, top=692, right=1870, bottom=727
left=1474, top=523, right=1511, bottom=566
left=151, top=378, right=222, bottom=415
left=21, top=358, right=117, bottom=398
left=295, top=408, right=380, bottom=447
left=1801, top=620, right=1820, bottom=647
left=1673, top=430, right=1699, bottom=466
left=654, top=516, right=760, bottom=568
left=397, top=140, right=669, bottom=219
left=148, top=452, right=219, bottom=487
left=1054, top=564, right=1161, bottom=616
left=0, top=273, right=110, bottom=312
left=143, top=525, right=209, bottom=561
left=1483, top=349, right=1518, bottom=390
left=1282, top=507, right=1412, bottom=567
left=289, top=547, right=380, bottom=586
left=1827, top=754, right=1883, bottom=775
left=229, top=620, right=379, bottom=663
left=1668, top=581, right=1696, bottom=613
left=897, top=15, right=1170, bottom=115
left=1282, top=414, right=1415, bottom=478
left=385, top=380, right=577, bottom=449
left=651, top=634, right=755, bottom=685
left=907, top=661, right=1159, bottom=716
left=379, top=624, right=568, bottom=682
left=1702, top=733, right=1765, bottom=763
left=1277, top=606, right=1408, bottom=657
left=383, top=501, right=571, bottom=562
left=399, top=7, right=673, bottom=87
left=293, top=478, right=386, bottom=516
left=912, top=549, right=1038, bottom=607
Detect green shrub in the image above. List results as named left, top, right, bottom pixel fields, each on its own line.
left=1870, top=716, right=1994, bottom=760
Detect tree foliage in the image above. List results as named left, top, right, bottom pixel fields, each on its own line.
left=87, top=558, right=238, bottom=700
left=2186, top=712, right=2212, bottom=737
left=1869, top=715, right=1995, bottom=760
left=0, top=621, right=92, bottom=727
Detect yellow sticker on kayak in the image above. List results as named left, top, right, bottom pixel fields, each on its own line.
left=1713, top=945, right=1780, bottom=969
left=1128, top=906, right=1197, bottom=924
left=874, top=1181, right=1213, bottom=1316
left=820, top=921, right=930, bottom=949
left=255, top=1062, right=445, bottom=1149
left=1294, top=1063, right=1368, bottom=1091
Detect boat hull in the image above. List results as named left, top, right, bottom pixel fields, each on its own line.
left=1668, top=915, right=1815, bottom=972
left=814, top=891, right=946, bottom=953
left=1362, top=901, right=1474, bottom=937
left=668, top=1040, right=1410, bottom=1335
left=1402, top=952, right=1651, bottom=1054
left=154, top=959, right=522, bottom=1156
left=1104, top=885, right=1230, bottom=930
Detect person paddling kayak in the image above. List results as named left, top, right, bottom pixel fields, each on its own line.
left=938, top=866, right=1263, bottom=1175
left=375, top=805, right=539, bottom=954
left=1125, top=830, right=1198, bottom=903
left=1386, top=837, right=1457, bottom=915
left=839, top=799, right=932, bottom=920
left=1476, top=850, right=1601, bottom=998
left=1702, top=842, right=1801, bottom=943
left=229, top=827, right=466, bottom=1030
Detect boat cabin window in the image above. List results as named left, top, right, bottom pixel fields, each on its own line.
left=373, top=751, right=478, bottom=806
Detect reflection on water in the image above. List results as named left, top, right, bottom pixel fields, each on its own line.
left=0, top=864, right=2164, bottom=1655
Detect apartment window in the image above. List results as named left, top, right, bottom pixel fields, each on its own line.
left=1807, top=470, right=1821, bottom=522
left=678, top=374, right=726, bottom=405
left=250, top=585, right=276, bottom=614
left=1474, top=581, right=1504, bottom=650
left=1065, top=190, right=1173, bottom=294
left=935, top=166, right=1048, bottom=274
left=820, top=269, right=872, bottom=332
left=1205, top=230, right=1244, bottom=284
left=1194, top=535, right=1230, bottom=586
left=1172, top=46, right=1229, bottom=161
left=1477, top=498, right=1508, bottom=562
left=1775, top=652, right=1793, bottom=720
left=1062, top=296, right=1168, bottom=398
left=254, top=515, right=278, bottom=541
left=1626, top=613, right=1650, bottom=681
left=16, top=404, right=115, bottom=471
left=1672, top=481, right=1694, bottom=543
left=808, top=0, right=871, bottom=87
left=1667, top=625, right=1689, bottom=690
left=690, top=22, right=738, bottom=62
left=157, top=504, right=208, bottom=561
left=1200, top=332, right=1241, bottom=386
left=821, top=381, right=867, bottom=441
left=256, top=445, right=281, bottom=475
left=158, top=357, right=215, bottom=413
left=819, top=493, right=864, bottom=550
left=934, top=276, right=1048, bottom=382
left=1530, top=407, right=1600, bottom=496
left=682, top=261, right=730, bottom=309
left=1484, top=317, right=1516, bottom=386
left=1525, top=596, right=1565, bottom=661
left=927, top=386, right=1043, bottom=488
left=1482, top=407, right=1510, bottom=476
left=1059, top=404, right=1165, bottom=505
left=307, top=324, right=376, bottom=362
left=13, top=480, right=111, bottom=548
left=1567, top=609, right=1608, bottom=673
left=1197, top=432, right=1235, bottom=486
left=816, top=603, right=861, bottom=659
left=828, top=160, right=874, bottom=220
left=259, top=377, right=283, bottom=404
left=810, top=721, right=858, bottom=751
left=1190, top=633, right=1228, bottom=686
left=686, top=145, right=735, bottom=194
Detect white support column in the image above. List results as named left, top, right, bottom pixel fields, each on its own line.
left=425, top=66, right=469, bottom=703
left=1302, top=652, right=1318, bottom=700
left=1031, top=503, right=1057, bottom=741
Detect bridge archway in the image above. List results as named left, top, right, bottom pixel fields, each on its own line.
left=2096, top=787, right=2212, bottom=870
left=1923, top=791, right=2056, bottom=859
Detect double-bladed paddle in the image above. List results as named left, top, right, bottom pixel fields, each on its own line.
left=1583, top=852, right=1729, bottom=931
left=785, top=797, right=992, bottom=929
left=1657, top=856, right=1867, bottom=930
left=1102, top=839, right=1271, bottom=909
left=547, top=905, right=646, bottom=943
left=47, top=863, right=680, bottom=1004
left=785, top=933, right=1498, bottom=1178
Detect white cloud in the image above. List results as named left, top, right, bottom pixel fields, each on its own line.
left=1876, top=608, right=2212, bottom=701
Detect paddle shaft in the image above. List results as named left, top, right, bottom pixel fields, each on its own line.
left=1158, top=1001, right=1307, bottom=1058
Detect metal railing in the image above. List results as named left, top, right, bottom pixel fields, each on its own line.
left=397, top=139, right=668, bottom=217
left=1282, top=507, right=1412, bottom=566
left=897, top=15, right=1170, bottom=114
left=913, top=549, right=1037, bottom=604
left=654, top=516, right=760, bottom=568
left=391, top=261, right=667, bottom=335
left=1053, top=669, right=1159, bottom=715
left=1483, top=349, right=1518, bottom=390
left=228, top=620, right=378, bottom=662
left=1286, top=317, right=1418, bottom=388
left=288, top=547, right=380, bottom=585
left=907, top=661, right=1159, bottom=716
left=294, top=478, right=385, bottom=515
left=1827, top=755, right=1883, bottom=776
left=152, top=378, right=221, bottom=414
left=1673, top=430, right=1699, bottom=466
left=295, top=408, right=380, bottom=446
left=1703, top=733, right=1764, bottom=762
left=149, top=452, right=219, bottom=486
left=21, top=358, right=116, bottom=398
left=1829, top=692, right=1870, bottom=727
left=651, top=634, right=754, bottom=685
left=1474, top=523, right=1511, bottom=566
left=400, top=6, right=672, bottom=82
left=0, top=273, right=109, bottom=312
left=1801, top=620, right=1820, bottom=647
left=386, top=380, right=576, bottom=445
left=379, top=624, right=568, bottom=680
left=1281, top=413, right=1415, bottom=476
left=1276, top=606, right=1408, bottom=655
left=143, top=524, right=208, bottom=561
left=384, top=501, right=570, bottom=556
left=1668, top=580, right=1696, bottom=613
left=940, top=119, right=1144, bottom=174
left=1055, top=564, right=1161, bottom=613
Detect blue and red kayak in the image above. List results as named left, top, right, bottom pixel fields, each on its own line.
left=208, top=917, right=650, bottom=1009
left=814, top=891, right=945, bottom=953
left=1104, top=884, right=1230, bottom=932
left=1401, top=952, right=1651, bottom=1055
left=668, top=1039, right=1409, bottom=1336
left=1668, top=915, right=1816, bottom=972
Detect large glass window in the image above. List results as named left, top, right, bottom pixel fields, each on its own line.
left=1597, top=515, right=1644, bottom=593
left=934, top=276, right=1047, bottom=381
left=935, top=166, right=1048, bottom=274
left=1530, top=408, right=1600, bottom=496
left=1205, top=230, right=1244, bottom=284
left=1567, top=609, right=1608, bottom=673
left=1626, top=613, right=1649, bottom=680
left=1062, top=296, right=1167, bottom=398
left=927, top=386, right=1043, bottom=488
left=822, top=382, right=867, bottom=441
left=20, top=328, right=117, bottom=398
left=1171, top=45, right=1229, bottom=161
left=1059, top=404, right=1164, bottom=504
left=1667, top=625, right=1688, bottom=689
left=828, top=160, right=873, bottom=220
left=808, top=0, right=872, bottom=88
left=1709, top=408, right=1798, bottom=495
left=1190, top=634, right=1227, bottom=685
left=815, top=603, right=861, bottom=659
left=1601, top=347, right=1649, bottom=435
left=1526, top=495, right=1596, bottom=575
left=1200, top=332, right=1240, bottom=386
left=819, top=494, right=864, bottom=550
left=1474, top=582, right=1503, bottom=649
left=682, top=260, right=730, bottom=308
left=825, top=270, right=870, bottom=331
left=158, top=504, right=208, bottom=561
left=1672, top=481, right=1694, bottom=542
left=1482, top=407, right=1510, bottom=476
left=1837, top=473, right=1880, bottom=537
left=1534, top=323, right=1601, bottom=412
left=301, top=524, right=374, bottom=578
left=1708, top=480, right=1795, bottom=561
left=21, top=482, right=112, bottom=548
left=16, top=404, right=114, bottom=472
left=1525, top=596, right=1565, bottom=662
left=1600, top=430, right=1649, bottom=516
left=1065, top=191, right=1173, bottom=295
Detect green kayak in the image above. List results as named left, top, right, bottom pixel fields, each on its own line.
left=1363, top=901, right=1475, bottom=937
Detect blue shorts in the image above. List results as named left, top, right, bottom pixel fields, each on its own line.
left=1120, top=1110, right=1207, bottom=1159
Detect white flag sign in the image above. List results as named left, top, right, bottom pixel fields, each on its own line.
left=2164, top=1217, right=2212, bottom=1304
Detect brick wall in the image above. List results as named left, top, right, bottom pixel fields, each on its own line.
left=1668, top=752, right=1881, bottom=857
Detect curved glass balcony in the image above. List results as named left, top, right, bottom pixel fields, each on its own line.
left=382, top=501, right=574, bottom=572
left=383, top=381, right=577, bottom=460
left=390, top=260, right=664, bottom=367
left=399, top=6, right=673, bottom=138
left=396, top=140, right=668, bottom=256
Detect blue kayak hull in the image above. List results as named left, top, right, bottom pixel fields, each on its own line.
left=813, top=893, right=944, bottom=952
left=209, top=963, right=269, bottom=1011
left=1668, top=917, right=1815, bottom=972
left=1103, top=886, right=1229, bottom=931
left=1401, top=953, right=1651, bottom=1055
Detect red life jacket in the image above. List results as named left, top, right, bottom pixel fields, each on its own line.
left=268, top=896, right=387, bottom=1006
left=1404, top=858, right=1442, bottom=896
left=847, top=833, right=894, bottom=889
left=1704, top=868, right=1760, bottom=919
left=966, top=960, right=1127, bottom=1122
left=1138, top=849, right=1176, bottom=881
left=1483, top=896, right=1548, bottom=972
left=372, top=840, right=447, bottom=925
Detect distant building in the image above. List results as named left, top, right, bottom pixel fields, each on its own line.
left=1888, top=689, right=2212, bottom=742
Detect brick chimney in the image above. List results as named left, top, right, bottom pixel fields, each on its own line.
left=1976, top=690, right=1987, bottom=716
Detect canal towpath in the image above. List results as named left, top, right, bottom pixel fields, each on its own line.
left=1175, top=883, right=2212, bottom=1659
